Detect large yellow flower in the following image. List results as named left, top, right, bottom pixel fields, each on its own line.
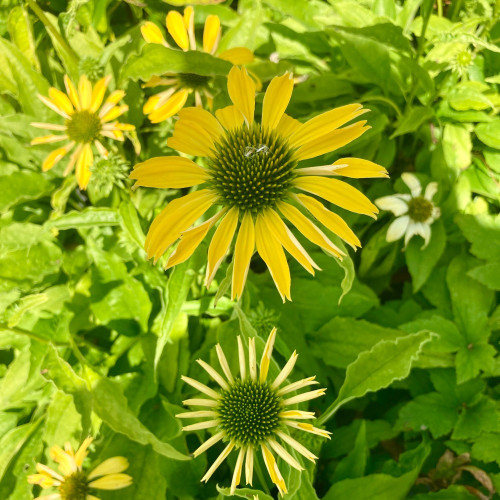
left=130, top=66, right=388, bottom=301
left=27, top=437, right=132, bottom=500
left=32, top=75, right=134, bottom=190
left=177, top=328, right=330, bottom=495
left=140, top=6, right=254, bottom=123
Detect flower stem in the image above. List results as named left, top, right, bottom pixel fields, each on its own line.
left=254, top=457, right=271, bottom=494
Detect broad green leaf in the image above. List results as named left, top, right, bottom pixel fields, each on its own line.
left=442, top=123, right=471, bottom=171
left=452, top=397, right=500, bottom=440
left=475, top=120, right=500, bottom=149
left=0, top=422, right=39, bottom=481
left=333, top=420, right=367, bottom=481
left=45, top=208, right=121, bottom=230
left=455, top=213, right=500, bottom=262
left=468, top=261, right=500, bottom=290
left=264, top=0, right=335, bottom=28
left=373, top=0, right=396, bottom=19
left=471, top=433, right=500, bottom=467
left=217, top=486, right=274, bottom=499
left=119, top=200, right=146, bottom=250
left=0, top=169, right=53, bottom=211
left=390, top=106, right=433, bottom=139
left=7, top=6, right=38, bottom=70
left=412, top=486, right=481, bottom=499
left=43, top=390, right=82, bottom=449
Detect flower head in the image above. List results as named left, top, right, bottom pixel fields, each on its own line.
left=140, top=6, right=255, bottom=122
left=32, top=75, right=134, bottom=190
left=376, top=173, right=440, bottom=247
left=178, top=328, right=330, bottom=495
left=27, top=437, right=132, bottom=500
left=130, top=66, right=388, bottom=301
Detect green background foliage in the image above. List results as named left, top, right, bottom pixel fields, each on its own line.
left=0, top=0, right=499, bottom=499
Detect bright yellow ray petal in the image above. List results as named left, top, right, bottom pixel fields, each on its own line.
left=227, top=66, right=256, bottom=125
left=130, top=156, right=209, bottom=189
left=74, top=437, right=93, bottom=468
left=166, top=10, right=189, bottom=50
left=260, top=327, right=276, bottom=382
left=215, top=105, right=245, bottom=131
left=88, top=473, right=132, bottom=490
left=75, top=143, right=93, bottom=190
left=177, top=107, right=224, bottom=141
left=295, top=176, right=378, bottom=218
left=42, top=143, right=73, bottom=172
left=231, top=211, right=255, bottom=300
left=290, top=104, right=366, bottom=148
left=148, top=89, right=188, bottom=123
left=88, top=457, right=129, bottom=480
left=295, top=121, right=370, bottom=161
left=48, top=88, right=74, bottom=116
left=206, top=206, right=239, bottom=287
left=262, top=72, right=294, bottom=132
left=218, top=47, right=254, bottom=65
left=167, top=117, right=215, bottom=157
left=145, top=189, right=218, bottom=263
left=203, top=15, right=221, bottom=54
left=255, top=213, right=291, bottom=302
left=332, top=157, right=389, bottom=178
left=296, top=193, right=361, bottom=249
left=276, top=113, right=302, bottom=137
left=31, top=134, right=68, bottom=145
left=78, top=75, right=92, bottom=110
left=90, top=75, right=112, bottom=113
left=278, top=201, right=345, bottom=258
left=141, top=22, right=167, bottom=45
left=101, top=105, right=129, bottom=123
left=64, top=75, right=80, bottom=110
left=261, top=445, right=287, bottom=495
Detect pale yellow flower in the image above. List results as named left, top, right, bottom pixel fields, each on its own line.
left=177, top=328, right=331, bottom=496
left=32, top=75, right=134, bottom=189
left=140, top=6, right=255, bottom=122
left=27, top=437, right=132, bottom=500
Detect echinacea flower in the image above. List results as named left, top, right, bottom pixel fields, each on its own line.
left=140, top=6, right=255, bottom=122
left=130, top=66, right=388, bottom=301
left=27, top=437, right=132, bottom=500
left=32, top=75, right=134, bottom=189
left=376, top=173, right=440, bottom=247
left=177, top=328, right=330, bottom=495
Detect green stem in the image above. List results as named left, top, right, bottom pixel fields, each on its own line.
left=26, top=0, right=79, bottom=63
left=254, top=456, right=271, bottom=494
left=316, top=401, right=340, bottom=427
left=437, top=0, right=443, bottom=16
left=360, top=95, right=403, bottom=118
left=0, top=323, right=70, bottom=347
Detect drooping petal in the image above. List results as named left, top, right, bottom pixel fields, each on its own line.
left=227, top=66, right=256, bottom=125
left=255, top=212, right=291, bottom=302
left=203, top=15, right=221, bottom=54
left=245, top=446, right=254, bottom=485
left=230, top=447, right=245, bottom=495
left=201, top=442, right=235, bottom=483
left=295, top=121, right=370, bottom=161
left=75, top=143, right=93, bottom=190
left=294, top=176, right=378, bottom=218
left=284, top=420, right=332, bottom=438
left=262, top=72, right=294, bottom=132
left=401, top=172, right=422, bottom=197
left=404, top=220, right=419, bottom=247
left=148, top=90, right=189, bottom=123
left=276, top=430, right=317, bottom=462
left=332, top=157, right=389, bottom=178
left=88, top=457, right=129, bottom=480
left=267, top=439, right=303, bottom=471
left=130, top=156, right=209, bottom=189
left=296, top=194, right=361, bottom=249
left=88, top=473, right=133, bottom=490
left=215, top=105, right=245, bottom=131
left=141, top=22, right=167, bottom=45
left=386, top=215, right=410, bottom=242
left=261, top=445, right=287, bottom=495
left=192, top=431, right=225, bottom=458
left=425, top=181, right=438, bottom=201
left=166, top=10, right=189, bottom=50
left=375, top=195, right=409, bottom=216
left=218, top=47, right=254, bottom=65
left=231, top=211, right=255, bottom=300
left=259, top=327, right=276, bottom=383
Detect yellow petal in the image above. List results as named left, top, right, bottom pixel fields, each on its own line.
left=261, top=207, right=319, bottom=274
left=49, top=445, right=76, bottom=476
left=143, top=94, right=162, bottom=115
left=88, top=457, right=128, bottom=480
left=295, top=176, right=378, bottom=218
left=145, top=189, right=218, bottom=262
left=130, top=156, right=209, bottom=189
left=88, top=473, right=132, bottom=490
left=165, top=212, right=222, bottom=269
left=31, top=134, right=67, bottom=145
left=141, top=22, right=166, bottom=45
left=262, top=72, right=294, bottom=132
left=183, top=6, right=196, bottom=49
left=260, top=327, right=276, bottom=382
left=276, top=113, right=302, bottom=137
left=64, top=75, right=80, bottom=110
left=332, top=157, right=389, bottom=178
left=296, top=121, right=370, bottom=161
left=148, top=89, right=188, bottom=123
left=297, top=193, right=361, bottom=249
left=101, top=105, right=129, bottom=123
left=203, top=15, right=221, bottom=54
left=206, top=206, right=239, bottom=286
left=75, top=143, right=93, bottom=190
left=78, top=74, right=92, bottom=110
left=48, top=88, right=74, bottom=115
left=261, top=445, right=287, bottom=495
left=177, top=107, right=224, bottom=141
left=227, top=66, right=256, bottom=125
left=255, top=213, right=291, bottom=302
left=166, top=10, right=189, bottom=50
left=74, top=436, right=93, bottom=468
left=104, top=90, right=126, bottom=106
left=42, top=145, right=71, bottom=172
left=218, top=47, right=254, bottom=65
left=231, top=211, right=255, bottom=300
left=215, top=105, right=245, bottom=131
left=278, top=201, right=344, bottom=258
left=167, top=115, right=215, bottom=157
left=290, top=104, right=366, bottom=148
left=90, top=75, right=112, bottom=113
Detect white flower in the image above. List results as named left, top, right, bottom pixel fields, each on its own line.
left=376, top=173, right=440, bottom=248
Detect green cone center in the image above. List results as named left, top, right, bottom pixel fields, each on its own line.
left=408, top=196, right=434, bottom=222
left=208, top=124, right=297, bottom=212
left=66, top=110, right=102, bottom=143
left=59, top=471, right=89, bottom=500
left=217, top=379, right=281, bottom=446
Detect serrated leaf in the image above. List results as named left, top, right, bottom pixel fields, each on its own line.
left=45, top=208, right=121, bottom=230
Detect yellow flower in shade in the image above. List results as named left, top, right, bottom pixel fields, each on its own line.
left=27, top=437, right=132, bottom=500
left=130, top=66, right=388, bottom=301
left=140, top=6, right=255, bottom=122
left=31, top=75, right=135, bottom=190
left=177, top=328, right=330, bottom=496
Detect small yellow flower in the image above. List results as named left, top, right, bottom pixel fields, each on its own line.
left=130, top=66, right=388, bottom=301
left=31, top=75, right=135, bottom=190
left=27, top=437, right=132, bottom=500
left=140, top=6, right=255, bottom=123
left=177, top=328, right=331, bottom=496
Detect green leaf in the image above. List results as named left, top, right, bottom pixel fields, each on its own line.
left=0, top=169, right=53, bottom=211
left=390, top=106, right=433, bottom=139
left=333, top=420, right=367, bottom=481
left=468, top=261, right=500, bottom=290
left=476, top=119, right=500, bottom=149
left=471, top=433, right=500, bottom=467
left=45, top=208, right=121, bottom=230
left=119, top=200, right=146, bottom=250
left=217, top=485, right=274, bottom=499
left=7, top=6, right=38, bottom=70
left=442, top=124, right=471, bottom=171
left=43, top=390, right=82, bottom=448
left=121, top=44, right=232, bottom=84
left=411, top=486, right=478, bottom=499
left=452, top=397, right=500, bottom=440
left=456, top=213, right=500, bottom=261
left=455, top=343, right=496, bottom=384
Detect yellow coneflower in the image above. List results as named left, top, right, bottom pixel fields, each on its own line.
left=130, top=66, right=388, bottom=301
left=27, top=437, right=132, bottom=500
left=140, top=6, right=255, bottom=122
left=32, top=75, right=134, bottom=190
left=177, top=328, right=330, bottom=495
